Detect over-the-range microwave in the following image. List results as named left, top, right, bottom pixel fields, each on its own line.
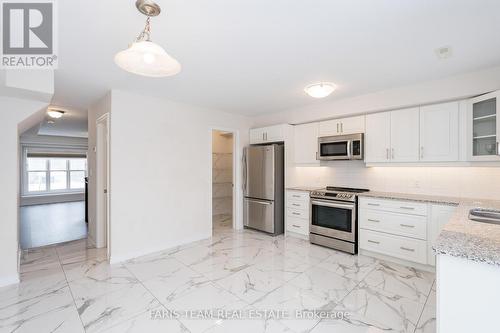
left=317, top=133, right=364, bottom=161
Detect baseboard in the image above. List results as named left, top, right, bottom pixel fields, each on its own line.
left=359, top=249, right=436, bottom=273
left=0, top=274, right=20, bottom=288
left=20, top=193, right=84, bottom=206
left=109, top=233, right=212, bottom=264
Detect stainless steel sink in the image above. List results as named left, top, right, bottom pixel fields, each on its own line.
left=469, top=208, right=500, bottom=225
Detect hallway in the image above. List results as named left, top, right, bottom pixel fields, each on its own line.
left=20, top=201, right=87, bottom=249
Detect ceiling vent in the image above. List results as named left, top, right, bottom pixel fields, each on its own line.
left=435, top=46, right=452, bottom=59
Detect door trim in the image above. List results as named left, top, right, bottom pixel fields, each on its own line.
left=96, top=113, right=110, bottom=259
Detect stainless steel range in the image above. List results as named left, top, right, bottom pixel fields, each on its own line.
left=309, top=186, right=369, bottom=254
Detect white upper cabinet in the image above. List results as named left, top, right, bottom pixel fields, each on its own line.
left=365, top=112, right=391, bottom=162
left=294, top=122, right=320, bottom=164
left=319, top=115, right=365, bottom=136
left=366, top=108, right=420, bottom=163
left=468, top=91, right=500, bottom=161
left=420, top=102, right=459, bottom=162
left=390, top=107, right=420, bottom=162
left=249, top=124, right=286, bottom=144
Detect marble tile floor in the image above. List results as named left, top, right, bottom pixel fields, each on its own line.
left=0, top=228, right=436, bottom=333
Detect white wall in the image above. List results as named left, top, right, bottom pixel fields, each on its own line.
left=87, top=93, right=111, bottom=246
left=253, top=66, right=500, bottom=126
left=0, top=97, right=48, bottom=287
left=109, top=90, right=251, bottom=263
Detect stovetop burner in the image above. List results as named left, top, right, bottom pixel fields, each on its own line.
left=325, top=186, right=370, bottom=193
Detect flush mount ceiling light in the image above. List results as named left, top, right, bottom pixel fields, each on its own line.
left=304, top=82, right=337, bottom=98
left=114, top=0, right=181, bottom=77
left=47, top=110, right=65, bottom=119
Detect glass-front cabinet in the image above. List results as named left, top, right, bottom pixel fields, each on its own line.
left=469, top=91, right=500, bottom=161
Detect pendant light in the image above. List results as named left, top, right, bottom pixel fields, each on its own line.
left=114, top=0, right=181, bottom=77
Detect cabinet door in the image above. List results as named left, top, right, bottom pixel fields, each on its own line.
left=294, top=123, right=320, bottom=164
left=340, top=115, right=365, bottom=135
left=319, top=119, right=340, bottom=136
left=469, top=91, right=500, bottom=161
left=249, top=128, right=265, bottom=144
left=420, top=102, right=459, bottom=161
left=390, top=107, right=420, bottom=162
left=264, top=125, right=284, bottom=142
left=365, top=112, right=391, bottom=162
left=428, top=205, right=456, bottom=266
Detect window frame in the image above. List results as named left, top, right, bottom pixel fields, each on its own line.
left=22, top=147, right=87, bottom=196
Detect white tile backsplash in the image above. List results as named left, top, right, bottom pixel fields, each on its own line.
left=290, top=162, right=500, bottom=200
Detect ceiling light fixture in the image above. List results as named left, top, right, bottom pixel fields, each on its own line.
left=47, top=110, right=65, bottom=119
left=304, top=82, right=337, bottom=98
left=114, top=0, right=181, bottom=77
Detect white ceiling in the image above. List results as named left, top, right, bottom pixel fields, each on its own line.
left=52, top=0, right=500, bottom=116
left=37, top=108, right=88, bottom=137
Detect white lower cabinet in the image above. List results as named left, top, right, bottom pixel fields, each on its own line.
left=359, top=197, right=429, bottom=265
left=428, top=204, right=457, bottom=266
left=285, top=190, right=310, bottom=236
left=360, top=229, right=428, bottom=265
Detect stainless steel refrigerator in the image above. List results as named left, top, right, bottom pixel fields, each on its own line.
left=243, top=144, right=284, bottom=235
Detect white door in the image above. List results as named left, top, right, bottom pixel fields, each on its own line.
left=365, top=112, right=391, bottom=162
left=340, top=115, right=365, bottom=135
left=294, top=122, right=319, bottom=164
left=420, top=102, right=459, bottom=161
left=390, top=107, right=420, bottom=162
left=319, top=119, right=341, bottom=136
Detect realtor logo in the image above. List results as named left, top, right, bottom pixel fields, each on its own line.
left=1, top=0, right=57, bottom=68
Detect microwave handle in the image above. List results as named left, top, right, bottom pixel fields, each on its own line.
left=347, top=140, right=352, bottom=159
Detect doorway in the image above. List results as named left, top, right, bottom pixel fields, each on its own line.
left=211, top=130, right=234, bottom=233
left=96, top=114, right=110, bottom=258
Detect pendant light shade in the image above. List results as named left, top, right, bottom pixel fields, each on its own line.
left=114, top=41, right=181, bottom=77
left=114, top=0, right=181, bottom=78
left=304, top=82, right=336, bottom=98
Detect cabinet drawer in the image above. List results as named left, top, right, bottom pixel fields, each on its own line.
left=286, top=191, right=310, bottom=202
left=286, top=207, right=309, bottom=220
left=287, top=200, right=309, bottom=210
left=286, top=216, right=309, bottom=236
left=359, top=197, right=428, bottom=216
left=360, top=209, right=427, bottom=240
left=360, top=230, right=427, bottom=264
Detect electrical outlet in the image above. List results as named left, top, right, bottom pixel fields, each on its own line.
left=414, top=181, right=421, bottom=189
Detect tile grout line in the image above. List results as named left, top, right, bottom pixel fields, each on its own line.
left=412, top=278, right=436, bottom=333
left=55, top=244, right=88, bottom=332
left=121, top=261, right=193, bottom=333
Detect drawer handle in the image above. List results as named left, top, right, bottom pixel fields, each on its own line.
left=368, top=219, right=380, bottom=223
left=292, top=203, right=300, bottom=207
left=400, top=206, right=415, bottom=210
left=292, top=212, right=301, bottom=216
left=292, top=195, right=301, bottom=198
left=400, top=224, right=415, bottom=228
left=292, top=224, right=301, bottom=228
left=367, top=240, right=380, bottom=244
left=367, top=203, right=380, bottom=206
left=400, top=247, right=415, bottom=252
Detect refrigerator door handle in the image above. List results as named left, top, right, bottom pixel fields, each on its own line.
left=242, top=148, right=247, bottom=192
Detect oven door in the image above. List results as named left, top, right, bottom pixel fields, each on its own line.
left=318, top=140, right=351, bottom=160
left=310, top=199, right=356, bottom=242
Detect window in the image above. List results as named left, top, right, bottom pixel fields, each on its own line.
left=26, top=156, right=87, bottom=194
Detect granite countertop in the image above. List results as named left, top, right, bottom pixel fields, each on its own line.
left=286, top=186, right=322, bottom=192
left=359, top=191, right=500, bottom=266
